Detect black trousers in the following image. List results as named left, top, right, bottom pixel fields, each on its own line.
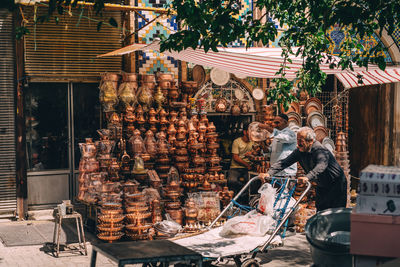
left=315, top=177, right=347, bottom=212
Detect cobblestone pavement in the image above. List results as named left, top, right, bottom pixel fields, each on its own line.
left=0, top=220, right=312, bottom=267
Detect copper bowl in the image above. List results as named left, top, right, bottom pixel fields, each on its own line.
left=165, top=191, right=181, bottom=200
left=165, top=201, right=181, bottom=209
left=97, top=232, right=124, bottom=242
left=98, top=214, right=125, bottom=223
left=175, top=140, right=187, bottom=148
left=97, top=223, right=124, bottom=232
left=101, top=202, right=122, bottom=209
left=100, top=208, right=123, bottom=215
left=208, top=166, right=222, bottom=172
left=304, top=97, right=322, bottom=115
left=287, top=111, right=302, bottom=126
left=313, top=126, right=328, bottom=142
left=157, top=165, right=171, bottom=172
left=207, top=143, right=220, bottom=150
left=175, top=162, right=189, bottom=170
left=126, top=205, right=149, bottom=213
left=125, top=223, right=152, bottom=232
left=175, top=155, right=189, bottom=162
left=126, top=212, right=151, bottom=223
left=175, top=148, right=188, bottom=155
left=156, top=157, right=170, bottom=164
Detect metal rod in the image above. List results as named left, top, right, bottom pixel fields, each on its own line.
left=257, top=180, right=312, bottom=254
left=208, top=176, right=261, bottom=229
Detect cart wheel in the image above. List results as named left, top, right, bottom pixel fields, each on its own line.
left=241, top=259, right=260, bottom=267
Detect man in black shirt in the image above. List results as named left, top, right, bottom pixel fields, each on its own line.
left=260, top=127, right=347, bottom=212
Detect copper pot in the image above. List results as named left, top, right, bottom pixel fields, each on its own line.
left=231, top=103, right=241, bottom=116
left=159, top=80, right=171, bottom=89
left=166, top=209, right=183, bottom=225
left=168, top=89, right=179, bottom=99
left=141, top=74, right=156, bottom=83
left=157, top=72, right=174, bottom=81
left=122, top=72, right=138, bottom=82
left=141, top=81, right=156, bottom=90
left=101, top=72, right=120, bottom=82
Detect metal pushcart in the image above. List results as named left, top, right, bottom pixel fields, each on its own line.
left=173, top=176, right=311, bottom=267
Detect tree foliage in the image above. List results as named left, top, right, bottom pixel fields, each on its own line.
left=160, top=0, right=400, bottom=108
left=9, top=0, right=400, bottom=108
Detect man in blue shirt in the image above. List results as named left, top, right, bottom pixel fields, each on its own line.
left=259, top=114, right=297, bottom=177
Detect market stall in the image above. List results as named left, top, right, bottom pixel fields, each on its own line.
left=77, top=71, right=234, bottom=242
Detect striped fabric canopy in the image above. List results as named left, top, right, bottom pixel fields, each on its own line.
left=98, top=41, right=400, bottom=89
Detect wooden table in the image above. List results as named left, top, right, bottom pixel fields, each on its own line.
left=90, top=240, right=203, bottom=267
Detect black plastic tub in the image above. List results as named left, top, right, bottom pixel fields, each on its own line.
left=305, top=208, right=352, bottom=267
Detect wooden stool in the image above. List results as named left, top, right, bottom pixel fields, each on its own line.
left=52, top=210, right=88, bottom=257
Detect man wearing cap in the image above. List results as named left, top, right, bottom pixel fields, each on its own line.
left=259, top=114, right=297, bottom=177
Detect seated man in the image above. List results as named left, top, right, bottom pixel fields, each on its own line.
left=228, top=122, right=254, bottom=202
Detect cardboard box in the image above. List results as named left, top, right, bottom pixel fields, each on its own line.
left=359, top=165, right=400, bottom=197
left=351, top=212, right=400, bottom=258
left=356, top=195, right=400, bottom=216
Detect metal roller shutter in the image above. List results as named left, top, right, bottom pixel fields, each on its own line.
left=24, top=6, right=122, bottom=80
left=0, top=9, right=17, bottom=215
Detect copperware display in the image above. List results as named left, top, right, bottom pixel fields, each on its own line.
left=192, top=65, right=206, bottom=88
left=306, top=111, right=325, bottom=128
left=304, top=97, right=323, bottom=115
left=313, top=126, right=328, bottom=143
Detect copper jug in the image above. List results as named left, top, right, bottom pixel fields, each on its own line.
left=79, top=138, right=97, bottom=158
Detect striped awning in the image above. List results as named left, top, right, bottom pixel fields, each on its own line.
left=98, top=41, right=400, bottom=89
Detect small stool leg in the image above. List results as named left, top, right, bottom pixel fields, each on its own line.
left=56, top=215, right=62, bottom=257
left=75, top=217, right=83, bottom=254
left=52, top=216, right=58, bottom=257
left=78, top=215, right=88, bottom=255
left=90, top=249, right=97, bottom=267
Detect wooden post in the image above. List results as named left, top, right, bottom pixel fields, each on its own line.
left=15, top=11, right=28, bottom=220
left=123, top=0, right=136, bottom=72
left=393, top=83, right=400, bottom=166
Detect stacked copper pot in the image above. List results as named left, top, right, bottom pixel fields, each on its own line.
left=97, top=202, right=125, bottom=243
left=78, top=138, right=99, bottom=203
left=164, top=180, right=183, bottom=225
left=124, top=187, right=152, bottom=240
left=335, top=131, right=351, bottom=206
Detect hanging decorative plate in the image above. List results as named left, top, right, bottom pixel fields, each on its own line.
left=192, top=65, right=206, bottom=88
left=234, top=88, right=244, bottom=100
left=210, top=68, right=230, bottom=86
left=252, top=87, right=265, bottom=100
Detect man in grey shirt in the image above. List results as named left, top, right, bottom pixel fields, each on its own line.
left=261, top=127, right=347, bottom=212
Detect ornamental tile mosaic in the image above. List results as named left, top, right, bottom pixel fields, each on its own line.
left=325, top=25, right=393, bottom=63
left=227, top=0, right=252, bottom=47
left=387, top=24, right=400, bottom=54
left=136, top=0, right=179, bottom=78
